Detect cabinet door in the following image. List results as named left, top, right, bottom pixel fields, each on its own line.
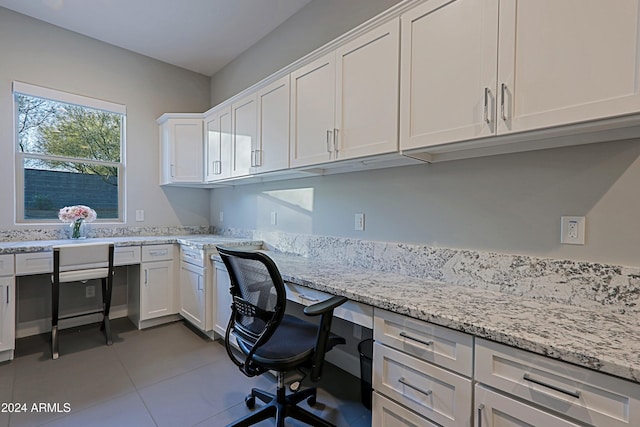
left=400, top=0, right=498, bottom=150
left=290, top=52, right=336, bottom=167
left=161, top=118, right=203, bottom=184
left=497, top=0, right=640, bottom=134
left=179, top=262, right=206, bottom=330
left=214, top=261, right=232, bottom=338
left=231, top=94, right=257, bottom=178
left=141, top=260, right=174, bottom=321
left=255, top=76, right=290, bottom=174
left=0, top=277, right=15, bottom=354
left=475, top=385, right=581, bottom=427
left=336, top=18, right=400, bottom=160
left=373, top=392, right=439, bottom=427
left=205, top=114, right=219, bottom=182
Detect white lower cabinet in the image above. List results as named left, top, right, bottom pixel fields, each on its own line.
left=214, top=260, right=231, bottom=338
left=474, top=385, right=581, bottom=427
left=373, top=308, right=473, bottom=427
left=475, top=338, right=640, bottom=427
left=0, top=258, right=15, bottom=362
left=139, top=245, right=176, bottom=321
left=180, top=258, right=207, bottom=331
left=373, top=392, right=439, bottom=427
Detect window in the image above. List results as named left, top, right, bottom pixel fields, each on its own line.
left=14, top=82, right=125, bottom=223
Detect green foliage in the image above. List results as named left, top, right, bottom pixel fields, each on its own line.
left=17, top=95, right=121, bottom=185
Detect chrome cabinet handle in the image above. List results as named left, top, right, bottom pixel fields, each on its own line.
left=5, top=286, right=8, bottom=305
left=483, top=88, right=491, bottom=124
left=326, top=130, right=332, bottom=153
left=254, top=149, right=262, bottom=167
left=477, top=404, right=485, bottom=427
left=333, top=128, right=339, bottom=153
left=523, top=373, right=581, bottom=399
left=197, top=276, right=203, bottom=291
left=215, top=160, right=222, bottom=175
left=399, top=331, right=433, bottom=347
left=398, top=377, right=432, bottom=396
left=144, top=269, right=148, bottom=285
left=170, top=164, right=175, bottom=177
left=500, top=83, right=508, bottom=121
left=149, top=250, right=167, bottom=256
left=250, top=150, right=255, bottom=167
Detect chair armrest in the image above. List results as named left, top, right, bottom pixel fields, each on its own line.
left=303, top=295, right=348, bottom=316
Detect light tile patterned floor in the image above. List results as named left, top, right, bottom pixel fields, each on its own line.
left=0, top=319, right=371, bottom=427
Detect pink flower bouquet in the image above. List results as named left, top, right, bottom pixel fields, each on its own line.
left=58, top=205, right=97, bottom=238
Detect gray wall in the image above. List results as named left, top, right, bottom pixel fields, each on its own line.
left=0, top=7, right=211, bottom=231
left=209, top=0, right=402, bottom=105
left=210, top=140, right=640, bottom=267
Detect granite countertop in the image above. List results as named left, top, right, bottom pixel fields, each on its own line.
left=258, top=252, right=640, bottom=384
left=0, top=235, right=263, bottom=254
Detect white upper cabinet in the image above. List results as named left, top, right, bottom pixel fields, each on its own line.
left=255, top=75, right=291, bottom=174
left=498, top=0, right=640, bottom=134
left=400, top=0, right=498, bottom=149
left=290, top=52, right=336, bottom=168
left=401, top=0, right=640, bottom=151
left=205, top=105, right=232, bottom=181
left=158, top=116, right=203, bottom=185
left=291, top=19, right=400, bottom=168
left=335, top=19, right=400, bottom=160
left=231, top=93, right=257, bottom=178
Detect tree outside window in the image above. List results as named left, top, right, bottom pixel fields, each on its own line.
left=14, top=84, right=124, bottom=222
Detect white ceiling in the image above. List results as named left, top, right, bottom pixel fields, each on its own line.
left=0, top=0, right=312, bottom=76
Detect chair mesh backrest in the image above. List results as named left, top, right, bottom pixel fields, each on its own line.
left=218, top=248, right=286, bottom=349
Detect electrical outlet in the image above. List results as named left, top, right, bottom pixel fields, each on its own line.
left=354, top=213, right=365, bottom=231
left=135, top=210, right=144, bottom=222
left=219, top=211, right=224, bottom=222
left=86, top=285, right=95, bottom=298
left=561, top=216, right=585, bottom=245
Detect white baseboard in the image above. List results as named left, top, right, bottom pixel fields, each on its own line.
left=16, top=305, right=128, bottom=338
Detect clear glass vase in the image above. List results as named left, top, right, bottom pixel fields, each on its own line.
left=70, top=219, right=86, bottom=239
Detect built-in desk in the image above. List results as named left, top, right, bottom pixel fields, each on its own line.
left=0, top=235, right=262, bottom=363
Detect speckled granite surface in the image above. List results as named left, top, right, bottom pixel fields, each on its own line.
left=0, top=235, right=262, bottom=254
left=264, top=251, right=640, bottom=384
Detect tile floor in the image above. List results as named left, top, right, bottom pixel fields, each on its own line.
left=0, top=319, right=371, bottom=427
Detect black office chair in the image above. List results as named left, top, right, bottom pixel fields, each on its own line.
left=217, top=246, right=348, bottom=427
left=51, top=243, right=115, bottom=359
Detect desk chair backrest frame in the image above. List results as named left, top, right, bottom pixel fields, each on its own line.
left=51, top=243, right=115, bottom=359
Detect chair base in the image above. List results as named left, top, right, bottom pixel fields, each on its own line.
left=227, top=385, right=335, bottom=427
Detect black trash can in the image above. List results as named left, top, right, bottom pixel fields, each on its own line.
left=358, top=338, right=374, bottom=410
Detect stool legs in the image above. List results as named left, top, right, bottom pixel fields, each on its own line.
left=101, top=276, right=113, bottom=345
left=52, top=251, right=60, bottom=360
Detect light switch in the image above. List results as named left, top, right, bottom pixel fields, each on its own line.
left=135, top=210, right=144, bottom=222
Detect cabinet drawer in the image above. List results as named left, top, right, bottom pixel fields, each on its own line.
left=180, top=247, right=205, bottom=267
left=114, top=245, right=141, bottom=266
left=0, top=254, right=14, bottom=276
left=475, top=384, right=582, bottom=427
left=475, top=338, right=640, bottom=427
left=284, top=282, right=373, bottom=328
left=142, top=244, right=174, bottom=262
left=374, top=342, right=472, bottom=427
left=374, top=308, right=473, bottom=376
left=373, top=392, right=439, bottom=427
left=15, top=252, right=52, bottom=276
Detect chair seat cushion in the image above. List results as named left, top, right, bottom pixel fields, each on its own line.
left=237, top=314, right=344, bottom=371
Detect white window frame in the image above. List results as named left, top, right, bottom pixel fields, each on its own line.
left=13, top=81, right=126, bottom=224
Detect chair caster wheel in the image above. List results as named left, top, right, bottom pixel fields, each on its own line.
left=245, top=395, right=256, bottom=409
left=307, top=395, right=316, bottom=406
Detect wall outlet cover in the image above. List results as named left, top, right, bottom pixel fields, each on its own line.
left=561, top=216, right=586, bottom=245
